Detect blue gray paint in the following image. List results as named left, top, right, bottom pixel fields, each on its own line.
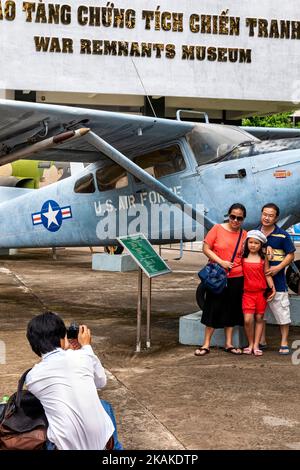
left=0, top=100, right=299, bottom=249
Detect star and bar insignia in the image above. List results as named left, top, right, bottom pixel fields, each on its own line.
left=32, top=200, right=72, bottom=232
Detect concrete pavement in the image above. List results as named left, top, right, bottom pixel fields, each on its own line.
left=0, top=247, right=300, bottom=450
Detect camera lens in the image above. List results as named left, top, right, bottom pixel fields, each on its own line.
left=67, top=322, right=79, bottom=339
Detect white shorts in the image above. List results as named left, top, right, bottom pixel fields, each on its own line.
left=268, top=292, right=291, bottom=325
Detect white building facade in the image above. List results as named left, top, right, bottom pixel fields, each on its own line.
left=1, top=0, right=300, bottom=120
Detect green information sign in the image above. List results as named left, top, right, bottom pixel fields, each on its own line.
left=118, top=234, right=171, bottom=278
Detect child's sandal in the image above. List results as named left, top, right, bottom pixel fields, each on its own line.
left=243, top=347, right=252, bottom=355
left=253, top=349, right=263, bottom=356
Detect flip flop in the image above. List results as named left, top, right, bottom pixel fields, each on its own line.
left=279, top=346, right=290, bottom=355
left=243, top=347, right=252, bottom=355
left=253, top=349, right=263, bottom=356
left=224, top=347, right=242, bottom=355
left=259, top=343, right=267, bottom=350
left=194, top=347, right=210, bottom=356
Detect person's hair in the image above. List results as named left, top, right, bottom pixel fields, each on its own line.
left=26, top=311, right=67, bottom=357
left=243, top=239, right=265, bottom=259
left=261, top=203, right=280, bottom=217
left=228, top=203, right=247, bottom=218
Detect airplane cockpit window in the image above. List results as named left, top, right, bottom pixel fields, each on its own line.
left=74, top=173, right=95, bottom=193
left=133, top=144, right=186, bottom=181
left=96, top=164, right=128, bottom=192
left=187, top=124, right=260, bottom=166
left=220, top=138, right=297, bottom=161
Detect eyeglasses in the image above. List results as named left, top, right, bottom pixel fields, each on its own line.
left=229, top=214, right=244, bottom=222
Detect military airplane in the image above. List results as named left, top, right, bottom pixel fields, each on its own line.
left=0, top=99, right=300, bottom=252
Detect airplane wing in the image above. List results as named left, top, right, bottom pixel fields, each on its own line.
left=0, top=100, right=213, bottom=228
left=0, top=100, right=194, bottom=164
left=241, top=126, right=300, bottom=140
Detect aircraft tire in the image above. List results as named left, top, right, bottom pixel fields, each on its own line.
left=196, top=283, right=206, bottom=310
left=104, top=245, right=124, bottom=255
left=286, top=261, right=300, bottom=294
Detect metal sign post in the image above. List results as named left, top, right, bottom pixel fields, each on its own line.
left=136, top=267, right=143, bottom=353
left=136, top=269, right=151, bottom=352
left=118, top=234, right=172, bottom=351
left=146, top=275, right=152, bottom=349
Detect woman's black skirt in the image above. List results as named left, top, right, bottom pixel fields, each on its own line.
left=201, top=276, right=244, bottom=329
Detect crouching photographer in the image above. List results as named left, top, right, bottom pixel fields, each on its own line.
left=25, top=311, right=122, bottom=450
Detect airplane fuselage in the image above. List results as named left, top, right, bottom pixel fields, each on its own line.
left=0, top=133, right=299, bottom=249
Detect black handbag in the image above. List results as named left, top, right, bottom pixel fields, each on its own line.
left=0, top=368, right=48, bottom=450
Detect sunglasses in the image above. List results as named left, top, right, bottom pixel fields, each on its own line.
left=229, top=214, right=244, bottom=222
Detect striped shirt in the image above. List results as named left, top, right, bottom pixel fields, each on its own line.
left=262, top=225, right=295, bottom=292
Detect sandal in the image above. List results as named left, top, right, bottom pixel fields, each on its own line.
left=243, top=347, right=252, bottom=355
left=279, top=346, right=290, bottom=355
left=224, top=347, right=242, bottom=355
left=194, top=347, right=210, bottom=356
left=253, top=349, right=263, bottom=356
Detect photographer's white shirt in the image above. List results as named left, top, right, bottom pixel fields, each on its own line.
left=25, top=345, right=114, bottom=450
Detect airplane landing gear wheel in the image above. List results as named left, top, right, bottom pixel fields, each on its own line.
left=104, top=245, right=124, bottom=255
left=286, top=260, right=300, bottom=294
left=196, top=283, right=206, bottom=310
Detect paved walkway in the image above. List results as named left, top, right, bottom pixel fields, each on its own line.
left=0, top=248, right=300, bottom=449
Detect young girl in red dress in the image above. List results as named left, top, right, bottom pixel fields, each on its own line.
left=242, top=230, right=276, bottom=356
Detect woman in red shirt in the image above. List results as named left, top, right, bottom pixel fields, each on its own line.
left=195, top=203, right=247, bottom=356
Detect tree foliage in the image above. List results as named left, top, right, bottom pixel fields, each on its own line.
left=242, top=112, right=300, bottom=128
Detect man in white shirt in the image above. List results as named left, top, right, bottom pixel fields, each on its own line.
left=25, top=311, right=115, bottom=450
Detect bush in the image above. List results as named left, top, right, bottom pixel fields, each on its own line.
left=242, top=112, right=300, bottom=128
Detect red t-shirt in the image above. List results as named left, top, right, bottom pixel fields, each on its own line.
left=242, top=258, right=267, bottom=292
left=204, top=224, right=247, bottom=278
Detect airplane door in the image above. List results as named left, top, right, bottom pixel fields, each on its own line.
left=130, top=143, right=188, bottom=241
left=132, top=172, right=184, bottom=241
left=183, top=158, right=261, bottom=229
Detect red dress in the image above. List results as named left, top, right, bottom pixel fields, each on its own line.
left=242, top=258, right=267, bottom=315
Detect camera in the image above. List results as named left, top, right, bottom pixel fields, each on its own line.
left=263, top=287, right=273, bottom=299
left=66, top=322, right=79, bottom=340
